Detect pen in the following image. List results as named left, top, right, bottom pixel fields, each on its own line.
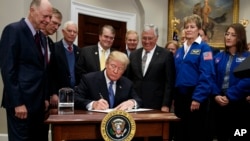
left=99, top=93, right=104, bottom=99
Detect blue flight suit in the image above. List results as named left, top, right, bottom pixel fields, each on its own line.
left=212, top=51, right=250, bottom=100
left=174, top=37, right=214, bottom=141
left=212, top=51, right=250, bottom=141
left=175, top=40, right=214, bottom=103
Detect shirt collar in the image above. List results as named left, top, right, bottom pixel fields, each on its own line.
left=143, top=45, right=157, bottom=55
left=24, top=18, right=36, bottom=36
left=104, top=70, right=116, bottom=85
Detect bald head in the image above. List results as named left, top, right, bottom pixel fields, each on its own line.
left=29, top=0, right=53, bottom=30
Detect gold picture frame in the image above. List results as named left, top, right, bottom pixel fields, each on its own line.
left=167, top=0, right=239, bottom=48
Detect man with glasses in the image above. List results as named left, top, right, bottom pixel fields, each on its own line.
left=76, top=25, right=116, bottom=77
left=74, top=51, right=142, bottom=110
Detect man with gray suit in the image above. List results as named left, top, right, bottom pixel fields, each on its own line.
left=76, top=25, right=116, bottom=77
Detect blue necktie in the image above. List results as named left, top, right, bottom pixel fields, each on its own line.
left=108, top=81, right=115, bottom=108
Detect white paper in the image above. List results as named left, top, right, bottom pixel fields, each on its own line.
left=89, top=108, right=153, bottom=113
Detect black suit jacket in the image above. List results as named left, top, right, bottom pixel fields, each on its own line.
left=76, top=45, right=115, bottom=77
left=74, top=71, right=142, bottom=110
left=49, top=40, right=80, bottom=94
left=0, top=18, right=48, bottom=112
left=127, top=46, right=175, bottom=109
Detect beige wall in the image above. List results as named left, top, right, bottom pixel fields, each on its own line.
left=1, top=0, right=250, bottom=135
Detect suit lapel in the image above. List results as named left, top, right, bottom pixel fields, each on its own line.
left=114, top=80, right=123, bottom=102
left=73, top=45, right=80, bottom=60
left=136, top=48, right=144, bottom=77
left=21, top=19, right=44, bottom=66
left=95, top=72, right=108, bottom=100
left=58, top=41, right=70, bottom=73
left=92, top=46, right=100, bottom=70
left=145, top=46, right=161, bottom=76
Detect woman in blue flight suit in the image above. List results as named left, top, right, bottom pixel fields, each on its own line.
left=212, top=23, right=250, bottom=141
left=174, top=14, right=214, bottom=141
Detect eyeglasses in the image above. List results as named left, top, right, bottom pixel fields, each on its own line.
left=109, top=64, right=124, bottom=73
left=224, top=32, right=237, bottom=38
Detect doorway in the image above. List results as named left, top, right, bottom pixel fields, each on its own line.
left=78, top=14, right=127, bottom=52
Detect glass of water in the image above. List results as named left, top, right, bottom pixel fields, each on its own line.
left=58, top=87, right=74, bottom=114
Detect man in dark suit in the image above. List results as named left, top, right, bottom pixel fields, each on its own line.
left=124, top=30, right=139, bottom=56
left=49, top=21, right=80, bottom=106
left=127, top=24, right=175, bottom=112
left=40, top=7, right=62, bottom=140
left=0, top=0, right=52, bottom=141
left=41, top=7, right=62, bottom=59
left=76, top=25, right=116, bottom=76
left=75, top=51, right=142, bottom=110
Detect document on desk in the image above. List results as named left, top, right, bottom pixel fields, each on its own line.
left=90, top=108, right=153, bottom=113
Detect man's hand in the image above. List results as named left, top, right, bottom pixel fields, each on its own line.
left=114, top=100, right=135, bottom=110
left=45, top=100, right=49, bottom=111
left=50, top=94, right=59, bottom=107
left=15, top=105, right=28, bottom=119
left=246, top=96, right=250, bottom=103
left=93, top=99, right=109, bottom=110
left=161, top=106, right=170, bottom=112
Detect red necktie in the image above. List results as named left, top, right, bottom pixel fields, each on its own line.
left=68, top=45, right=73, bottom=52
left=34, top=32, right=43, bottom=57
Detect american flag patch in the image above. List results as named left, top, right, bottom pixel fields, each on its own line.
left=203, top=52, right=213, bottom=60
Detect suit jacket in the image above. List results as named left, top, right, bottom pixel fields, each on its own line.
left=74, top=71, right=142, bottom=110
left=76, top=45, right=115, bottom=77
left=49, top=40, right=80, bottom=94
left=0, top=18, right=48, bottom=112
left=127, top=46, right=175, bottom=109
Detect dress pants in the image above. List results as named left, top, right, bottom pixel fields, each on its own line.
left=174, top=87, right=208, bottom=141
left=6, top=108, right=48, bottom=141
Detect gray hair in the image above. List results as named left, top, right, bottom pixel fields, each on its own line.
left=63, top=21, right=78, bottom=31
left=143, top=24, right=159, bottom=37
left=183, top=14, right=202, bottom=29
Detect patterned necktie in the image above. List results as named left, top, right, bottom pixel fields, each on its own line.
left=108, top=81, right=115, bottom=108
left=100, top=49, right=106, bottom=70
left=142, top=51, right=148, bottom=75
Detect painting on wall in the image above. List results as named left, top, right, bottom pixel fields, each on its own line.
left=167, top=0, right=239, bottom=48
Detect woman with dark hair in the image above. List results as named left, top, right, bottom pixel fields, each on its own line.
left=212, top=23, right=250, bottom=141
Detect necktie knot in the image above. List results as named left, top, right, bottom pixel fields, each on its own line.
left=68, top=45, right=73, bottom=52
left=110, top=81, right=113, bottom=85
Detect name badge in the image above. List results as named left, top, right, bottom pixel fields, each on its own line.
left=190, top=49, right=201, bottom=55
left=236, top=57, right=246, bottom=62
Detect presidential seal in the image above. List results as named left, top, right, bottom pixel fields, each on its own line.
left=100, top=110, right=136, bottom=141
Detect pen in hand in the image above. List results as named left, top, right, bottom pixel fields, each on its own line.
left=99, top=93, right=104, bottom=99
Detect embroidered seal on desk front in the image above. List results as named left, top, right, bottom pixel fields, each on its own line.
left=100, top=110, right=136, bottom=141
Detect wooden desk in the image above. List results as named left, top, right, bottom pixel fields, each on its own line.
left=45, top=109, right=179, bottom=141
